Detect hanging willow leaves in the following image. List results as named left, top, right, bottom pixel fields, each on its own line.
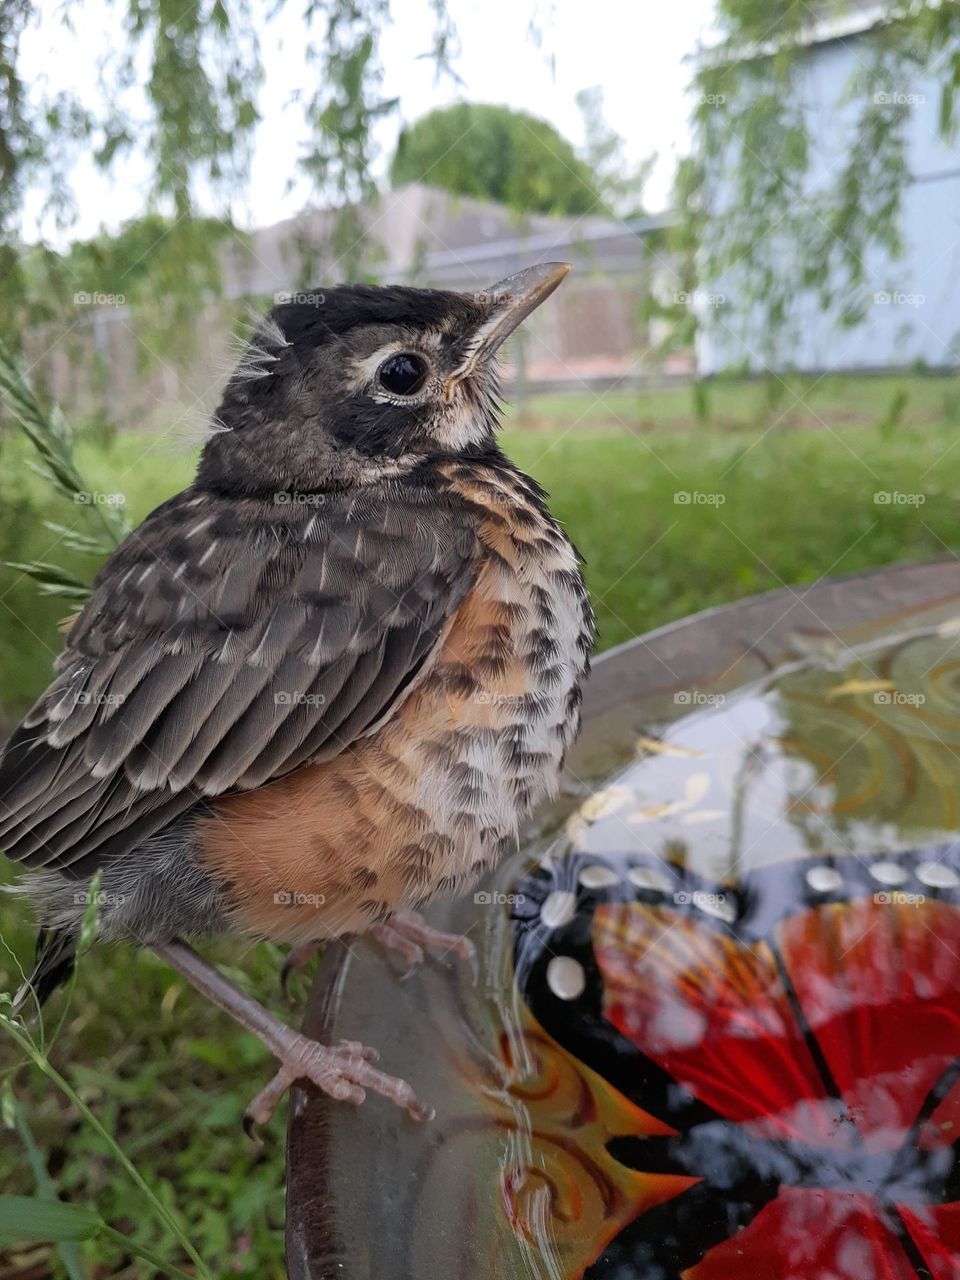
left=296, top=0, right=397, bottom=279
left=0, top=1, right=43, bottom=331
left=0, top=0, right=469, bottom=360
left=1, top=0, right=263, bottom=360
left=678, top=0, right=960, bottom=366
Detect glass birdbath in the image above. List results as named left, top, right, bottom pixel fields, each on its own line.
left=286, top=559, right=960, bottom=1280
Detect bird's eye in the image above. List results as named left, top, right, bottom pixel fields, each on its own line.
left=377, top=353, right=428, bottom=396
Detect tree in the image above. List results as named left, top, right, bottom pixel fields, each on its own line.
left=0, top=0, right=461, bottom=348
left=390, top=102, right=603, bottom=216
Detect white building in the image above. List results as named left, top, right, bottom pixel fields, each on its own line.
left=697, top=5, right=960, bottom=375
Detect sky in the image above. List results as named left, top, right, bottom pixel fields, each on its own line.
left=20, top=0, right=717, bottom=244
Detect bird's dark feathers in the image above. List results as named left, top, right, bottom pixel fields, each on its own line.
left=271, top=284, right=485, bottom=356
left=19, top=928, right=77, bottom=1008
left=0, top=474, right=480, bottom=879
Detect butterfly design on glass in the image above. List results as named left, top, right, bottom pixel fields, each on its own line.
left=510, top=844, right=960, bottom=1280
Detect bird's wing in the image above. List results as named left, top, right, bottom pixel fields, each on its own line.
left=0, top=484, right=479, bottom=877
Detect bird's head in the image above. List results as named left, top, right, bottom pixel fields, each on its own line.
left=198, top=262, right=570, bottom=495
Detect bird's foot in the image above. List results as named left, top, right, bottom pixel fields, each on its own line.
left=371, top=909, right=477, bottom=981
left=152, top=940, right=432, bottom=1137
left=244, top=1034, right=432, bottom=1138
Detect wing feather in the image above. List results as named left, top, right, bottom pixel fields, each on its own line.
left=0, top=483, right=478, bottom=875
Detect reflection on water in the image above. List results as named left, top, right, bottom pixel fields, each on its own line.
left=498, top=623, right=960, bottom=1278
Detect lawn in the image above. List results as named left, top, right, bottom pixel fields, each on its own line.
left=1, top=372, right=960, bottom=1277
left=510, top=368, right=960, bottom=434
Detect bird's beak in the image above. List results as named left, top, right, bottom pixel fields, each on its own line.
left=474, top=261, right=572, bottom=356
left=445, top=262, right=571, bottom=398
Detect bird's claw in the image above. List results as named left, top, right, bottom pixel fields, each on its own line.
left=242, top=1033, right=430, bottom=1140
left=371, top=910, right=478, bottom=982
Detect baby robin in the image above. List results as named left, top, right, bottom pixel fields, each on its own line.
left=2, top=262, right=594, bottom=1127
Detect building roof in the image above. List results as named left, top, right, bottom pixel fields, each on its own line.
left=694, top=2, right=890, bottom=68
left=220, top=184, right=671, bottom=299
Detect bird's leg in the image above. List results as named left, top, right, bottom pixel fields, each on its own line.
left=280, top=908, right=477, bottom=999
left=152, top=940, right=431, bottom=1132
left=371, top=909, right=477, bottom=980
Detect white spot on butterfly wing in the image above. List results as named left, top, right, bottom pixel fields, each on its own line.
left=806, top=866, right=843, bottom=893
left=870, top=861, right=907, bottom=886
left=628, top=865, right=673, bottom=893
left=917, top=863, right=960, bottom=889
left=541, top=890, right=577, bottom=929
left=547, top=956, right=586, bottom=1000
left=579, top=865, right=620, bottom=889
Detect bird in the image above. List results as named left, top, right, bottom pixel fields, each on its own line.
left=1, top=262, right=595, bottom=1127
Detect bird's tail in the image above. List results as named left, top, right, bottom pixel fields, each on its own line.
left=12, top=928, right=77, bottom=1012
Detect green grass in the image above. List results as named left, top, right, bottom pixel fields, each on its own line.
left=510, top=369, right=960, bottom=434
left=509, top=416, right=960, bottom=650
left=2, top=371, right=960, bottom=1276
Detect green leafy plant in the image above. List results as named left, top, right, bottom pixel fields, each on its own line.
left=0, top=338, right=129, bottom=603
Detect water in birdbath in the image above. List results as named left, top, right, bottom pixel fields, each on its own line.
left=288, top=594, right=960, bottom=1280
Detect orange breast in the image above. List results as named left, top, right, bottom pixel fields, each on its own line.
left=196, top=465, right=588, bottom=945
